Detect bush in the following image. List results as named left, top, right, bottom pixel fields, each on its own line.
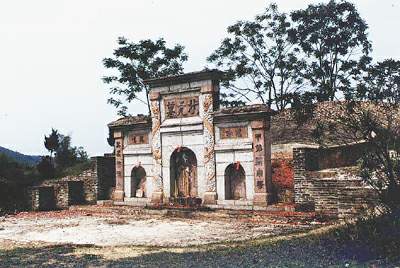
left=334, top=211, right=400, bottom=260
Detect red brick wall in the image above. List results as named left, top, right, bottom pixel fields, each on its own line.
left=272, top=159, right=294, bottom=189
left=271, top=151, right=294, bottom=203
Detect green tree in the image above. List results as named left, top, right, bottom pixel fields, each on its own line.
left=107, top=130, right=115, bottom=148
left=208, top=4, right=304, bottom=110
left=316, top=59, right=400, bottom=212
left=41, top=129, right=90, bottom=177
left=0, top=153, right=25, bottom=181
left=55, top=135, right=79, bottom=171
left=354, top=59, right=400, bottom=103
left=44, top=128, right=60, bottom=159
left=37, top=156, right=55, bottom=179
left=289, top=0, right=371, bottom=102
left=103, top=37, right=188, bottom=116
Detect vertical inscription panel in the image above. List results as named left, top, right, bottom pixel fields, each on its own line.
left=164, top=96, right=199, bottom=119
left=252, top=122, right=267, bottom=193
left=113, top=130, right=125, bottom=200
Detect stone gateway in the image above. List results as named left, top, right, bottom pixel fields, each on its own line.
left=108, top=70, right=275, bottom=209
left=27, top=71, right=378, bottom=218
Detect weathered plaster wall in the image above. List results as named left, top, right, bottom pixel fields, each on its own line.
left=161, top=130, right=206, bottom=199
left=123, top=140, right=154, bottom=199
left=214, top=122, right=254, bottom=202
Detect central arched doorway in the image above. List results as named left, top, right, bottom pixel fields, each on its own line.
left=225, top=163, right=246, bottom=200
left=131, top=166, right=146, bottom=198
left=170, top=147, right=198, bottom=198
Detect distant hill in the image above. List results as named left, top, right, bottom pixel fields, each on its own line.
left=0, top=146, right=42, bottom=166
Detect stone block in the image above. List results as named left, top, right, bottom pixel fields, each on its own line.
left=113, top=131, right=122, bottom=139
left=151, top=191, right=164, bottom=204
left=216, top=175, right=225, bottom=200
left=217, top=200, right=235, bottom=206
left=216, top=163, right=229, bottom=176
left=216, top=152, right=234, bottom=163
left=97, top=200, right=113, bottom=206
left=149, top=91, right=160, bottom=101
left=251, top=120, right=266, bottom=130
left=234, top=200, right=253, bottom=206
left=182, top=134, right=204, bottom=146
left=253, top=193, right=271, bottom=206
left=113, top=190, right=124, bottom=201
left=234, top=151, right=253, bottom=162
left=203, top=192, right=217, bottom=205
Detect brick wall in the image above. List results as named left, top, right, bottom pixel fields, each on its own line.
left=293, top=147, right=378, bottom=219
left=303, top=143, right=370, bottom=171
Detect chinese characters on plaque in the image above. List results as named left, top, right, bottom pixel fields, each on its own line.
left=115, top=141, right=122, bottom=157
left=164, top=96, right=199, bottom=119
left=115, top=140, right=123, bottom=184
left=253, top=131, right=265, bottom=190
left=220, top=126, right=248, bottom=139
left=128, top=133, right=148, bottom=145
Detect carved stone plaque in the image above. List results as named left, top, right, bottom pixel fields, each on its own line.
left=164, top=96, right=199, bottom=119
left=220, top=126, right=248, bottom=139
left=127, top=132, right=149, bottom=145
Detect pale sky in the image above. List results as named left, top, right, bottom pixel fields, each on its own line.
left=0, top=0, right=399, bottom=156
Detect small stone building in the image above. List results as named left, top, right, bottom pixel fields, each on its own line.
left=108, top=70, right=275, bottom=209
left=28, top=156, right=115, bottom=210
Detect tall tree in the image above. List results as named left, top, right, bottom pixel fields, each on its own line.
left=54, top=135, right=88, bottom=171
left=354, top=59, right=400, bottom=104
left=208, top=4, right=305, bottom=110
left=44, top=129, right=60, bottom=160
left=103, top=37, right=188, bottom=116
left=316, top=59, right=400, bottom=212
left=289, top=0, right=372, bottom=101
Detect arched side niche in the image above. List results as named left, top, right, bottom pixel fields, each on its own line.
left=131, top=166, right=146, bottom=198
left=225, top=163, right=246, bottom=200
left=170, top=147, right=198, bottom=198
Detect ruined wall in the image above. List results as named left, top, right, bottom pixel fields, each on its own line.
left=303, top=143, right=369, bottom=171
left=29, top=156, right=115, bottom=210
left=94, top=156, right=115, bottom=200
left=35, top=169, right=96, bottom=209
left=270, top=102, right=372, bottom=204
left=28, top=186, right=57, bottom=211
left=293, top=147, right=378, bottom=219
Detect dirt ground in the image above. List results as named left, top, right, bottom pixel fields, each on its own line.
left=0, top=206, right=396, bottom=267
left=0, top=206, right=319, bottom=247
left=4, top=206, right=376, bottom=267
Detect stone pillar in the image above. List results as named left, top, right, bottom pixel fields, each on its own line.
left=149, top=91, right=163, bottom=204
left=251, top=120, right=272, bottom=206
left=201, top=84, right=217, bottom=204
left=113, top=130, right=124, bottom=201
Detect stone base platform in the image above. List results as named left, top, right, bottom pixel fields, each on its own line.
left=91, top=203, right=314, bottom=223
left=98, top=199, right=295, bottom=213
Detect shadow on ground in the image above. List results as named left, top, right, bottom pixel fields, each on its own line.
left=0, top=231, right=398, bottom=268
left=2, top=211, right=400, bottom=267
